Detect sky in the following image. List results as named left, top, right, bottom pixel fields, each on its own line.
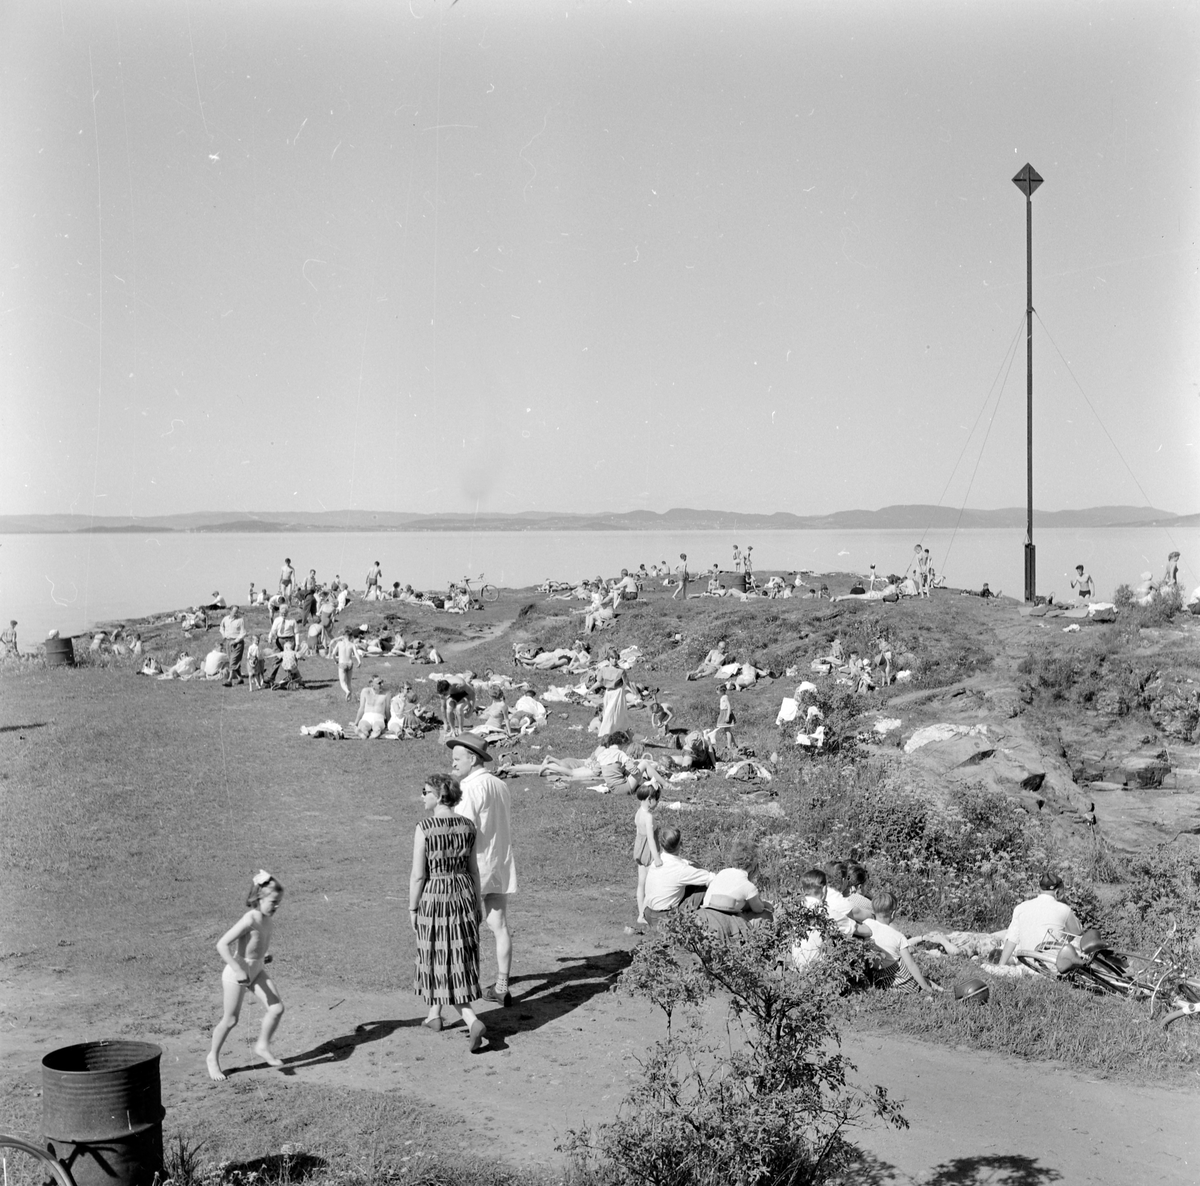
left=1, top=0, right=1198, bottom=520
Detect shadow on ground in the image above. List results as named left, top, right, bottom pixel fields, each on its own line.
left=479, top=950, right=634, bottom=1051
left=221, top=1018, right=425, bottom=1077
left=924, top=1155, right=1063, bottom=1185
left=841, top=1152, right=1062, bottom=1185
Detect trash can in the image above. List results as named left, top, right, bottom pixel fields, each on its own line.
left=42, top=1041, right=165, bottom=1186
left=43, top=637, right=76, bottom=667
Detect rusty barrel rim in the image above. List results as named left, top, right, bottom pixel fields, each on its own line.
left=42, top=1041, right=164, bottom=1142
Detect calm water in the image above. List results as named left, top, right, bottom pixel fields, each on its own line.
left=1, top=526, right=1196, bottom=644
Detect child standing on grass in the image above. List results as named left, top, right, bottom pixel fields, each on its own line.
left=863, top=891, right=940, bottom=994
left=633, top=786, right=663, bottom=925
left=246, top=635, right=264, bottom=690
left=207, top=871, right=286, bottom=1081
left=713, top=683, right=737, bottom=755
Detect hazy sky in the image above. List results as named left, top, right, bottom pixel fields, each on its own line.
left=2, top=0, right=1197, bottom=519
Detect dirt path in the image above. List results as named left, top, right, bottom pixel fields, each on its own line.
left=843, top=1032, right=1198, bottom=1185
left=5, top=963, right=1196, bottom=1185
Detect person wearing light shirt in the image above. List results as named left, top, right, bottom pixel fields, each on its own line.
left=220, top=606, right=246, bottom=686
left=448, top=733, right=518, bottom=1008
left=643, top=828, right=715, bottom=914
left=792, top=868, right=872, bottom=971
left=998, top=872, right=1082, bottom=965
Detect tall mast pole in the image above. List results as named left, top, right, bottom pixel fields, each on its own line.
left=1013, top=164, right=1042, bottom=603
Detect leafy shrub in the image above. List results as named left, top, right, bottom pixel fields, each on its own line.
left=767, top=764, right=1051, bottom=930
left=566, top=904, right=906, bottom=1186
left=1083, top=846, right=1200, bottom=961
left=1116, top=585, right=1185, bottom=631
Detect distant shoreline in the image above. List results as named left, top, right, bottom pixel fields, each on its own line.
left=1, top=503, right=1195, bottom=535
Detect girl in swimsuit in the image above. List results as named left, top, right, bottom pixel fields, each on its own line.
left=207, top=871, right=285, bottom=1081
left=479, top=687, right=512, bottom=738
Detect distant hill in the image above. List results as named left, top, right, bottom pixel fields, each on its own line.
left=0, top=504, right=1188, bottom=534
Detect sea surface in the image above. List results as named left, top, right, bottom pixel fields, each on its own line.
left=1, top=526, right=1196, bottom=644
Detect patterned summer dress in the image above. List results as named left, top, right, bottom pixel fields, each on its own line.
left=413, top=814, right=481, bottom=1006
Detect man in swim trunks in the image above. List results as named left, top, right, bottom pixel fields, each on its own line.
left=366, top=560, right=383, bottom=598
left=672, top=553, right=689, bottom=600
left=1, top=620, right=17, bottom=657
left=279, top=558, right=295, bottom=603
left=330, top=629, right=362, bottom=700
left=354, top=675, right=389, bottom=738
left=1070, top=565, right=1094, bottom=602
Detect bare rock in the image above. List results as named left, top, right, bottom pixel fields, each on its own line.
left=1121, top=755, right=1169, bottom=789
left=1148, top=689, right=1200, bottom=741
left=984, top=686, right=1023, bottom=718
left=1091, top=790, right=1200, bottom=852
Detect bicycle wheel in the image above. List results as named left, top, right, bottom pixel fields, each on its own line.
left=482, top=584, right=499, bottom=603
left=0, top=1137, right=77, bottom=1186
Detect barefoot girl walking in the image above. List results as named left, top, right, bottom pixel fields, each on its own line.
left=207, top=871, right=286, bottom=1080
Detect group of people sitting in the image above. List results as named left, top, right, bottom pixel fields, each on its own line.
left=343, top=667, right=547, bottom=744
left=87, top=628, right=144, bottom=658
left=640, top=840, right=939, bottom=993
left=348, top=674, right=435, bottom=739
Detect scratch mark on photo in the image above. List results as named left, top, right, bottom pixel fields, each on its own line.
left=520, top=112, right=549, bottom=201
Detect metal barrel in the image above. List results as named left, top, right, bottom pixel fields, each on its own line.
left=43, top=637, right=76, bottom=667
left=42, top=1041, right=165, bottom=1186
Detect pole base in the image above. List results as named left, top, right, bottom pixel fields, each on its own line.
left=1024, top=544, right=1037, bottom=603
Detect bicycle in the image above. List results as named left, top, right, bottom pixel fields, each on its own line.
left=461, top=574, right=499, bottom=610
left=0, top=1135, right=77, bottom=1186
left=1016, top=923, right=1200, bottom=1028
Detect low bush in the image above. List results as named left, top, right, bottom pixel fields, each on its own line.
left=766, top=762, right=1050, bottom=930
left=566, top=904, right=906, bottom=1186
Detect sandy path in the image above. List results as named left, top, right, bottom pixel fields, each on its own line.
left=6, top=964, right=1196, bottom=1184
left=843, top=1032, right=1198, bottom=1184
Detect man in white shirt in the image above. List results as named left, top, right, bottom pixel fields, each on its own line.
left=616, top=569, right=640, bottom=601
left=448, top=733, right=518, bottom=1007
left=998, top=872, right=1082, bottom=965
left=643, top=828, right=715, bottom=915
left=220, top=605, right=246, bottom=686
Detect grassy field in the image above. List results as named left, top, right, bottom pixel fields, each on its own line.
left=3, top=581, right=1199, bottom=1183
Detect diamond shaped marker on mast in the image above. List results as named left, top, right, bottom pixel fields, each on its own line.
left=1012, top=163, right=1043, bottom=197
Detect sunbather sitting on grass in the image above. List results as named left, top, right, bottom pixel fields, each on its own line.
left=686, top=640, right=727, bottom=681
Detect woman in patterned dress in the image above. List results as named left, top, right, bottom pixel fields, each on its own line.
left=409, top=773, right=487, bottom=1051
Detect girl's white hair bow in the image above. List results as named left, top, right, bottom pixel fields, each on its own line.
left=252, top=869, right=274, bottom=886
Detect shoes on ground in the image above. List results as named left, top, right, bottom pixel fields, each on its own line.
left=468, top=1018, right=487, bottom=1052
left=482, top=984, right=511, bottom=1007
